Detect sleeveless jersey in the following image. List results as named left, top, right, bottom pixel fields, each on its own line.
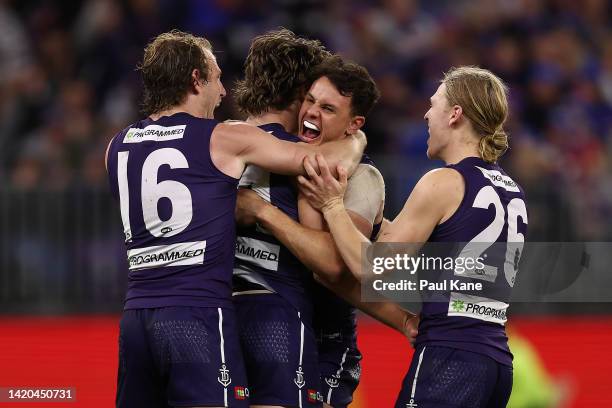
left=313, top=156, right=382, bottom=347
left=415, top=156, right=528, bottom=366
left=106, top=112, right=239, bottom=310
left=233, top=123, right=314, bottom=320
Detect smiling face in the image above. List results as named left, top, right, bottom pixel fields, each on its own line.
left=298, top=76, right=364, bottom=145
left=423, top=83, right=453, bottom=160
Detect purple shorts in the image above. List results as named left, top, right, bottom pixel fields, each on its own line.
left=116, top=306, right=250, bottom=407
left=234, top=293, right=322, bottom=407
left=395, top=345, right=512, bottom=408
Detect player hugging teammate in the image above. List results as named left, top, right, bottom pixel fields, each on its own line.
left=232, top=30, right=415, bottom=408
left=108, top=27, right=525, bottom=408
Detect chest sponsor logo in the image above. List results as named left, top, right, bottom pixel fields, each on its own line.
left=127, top=241, right=206, bottom=271
left=475, top=166, right=520, bottom=192
left=235, top=236, right=279, bottom=271
left=123, top=124, right=186, bottom=144
left=447, top=292, right=508, bottom=325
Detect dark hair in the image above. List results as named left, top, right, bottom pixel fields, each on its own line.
left=137, top=30, right=212, bottom=116
left=307, top=55, right=380, bottom=117
left=234, top=28, right=331, bottom=116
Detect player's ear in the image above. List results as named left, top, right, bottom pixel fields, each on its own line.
left=448, top=105, right=463, bottom=127
left=191, top=69, right=203, bottom=93
left=346, top=115, right=365, bottom=135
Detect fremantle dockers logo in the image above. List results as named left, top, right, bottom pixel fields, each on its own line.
left=218, top=364, right=232, bottom=387
left=406, top=398, right=418, bottom=408
left=294, top=366, right=305, bottom=388
left=324, top=374, right=340, bottom=388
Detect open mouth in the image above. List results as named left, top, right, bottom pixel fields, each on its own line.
left=299, top=120, right=321, bottom=143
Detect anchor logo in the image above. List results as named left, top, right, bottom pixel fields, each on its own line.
left=218, top=364, right=232, bottom=387
left=324, top=374, right=340, bottom=389
left=406, top=398, right=418, bottom=408
left=294, top=366, right=305, bottom=388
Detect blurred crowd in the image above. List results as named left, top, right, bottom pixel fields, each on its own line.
left=1, top=0, right=611, bottom=240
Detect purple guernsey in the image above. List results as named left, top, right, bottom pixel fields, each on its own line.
left=416, top=156, right=528, bottom=366
left=107, top=112, right=239, bottom=310
left=233, top=123, right=314, bottom=320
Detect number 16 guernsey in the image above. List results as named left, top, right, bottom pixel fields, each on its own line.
left=106, top=112, right=239, bottom=310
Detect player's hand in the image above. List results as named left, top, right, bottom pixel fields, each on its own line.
left=403, top=313, right=419, bottom=347
left=235, top=188, right=272, bottom=226
left=298, top=154, right=347, bottom=213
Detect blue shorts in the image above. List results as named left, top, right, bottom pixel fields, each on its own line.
left=116, top=306, right=250, bottom=408
left=234, top=293, right=322, bottom=407
left=395, top=345, right=513, bottom=408
left=318, top=342, right=361, bottom=408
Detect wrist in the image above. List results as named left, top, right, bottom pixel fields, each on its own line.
left=321, top=197, right=345, bottom=217
left=256, top=202, right=277, bottom=227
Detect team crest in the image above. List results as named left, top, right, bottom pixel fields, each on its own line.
left=406, top=398, right=418, bottom=408
left=294, top=365, right=305, bottom=388
left=218, top=364, right=232, bottom=387
left=324, top=375, right=340, bottom=388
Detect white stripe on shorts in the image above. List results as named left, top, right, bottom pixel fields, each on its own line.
left=298, top=311, right=304, bottom=408
left=410, top=346, right=426, bottom=401
left=326, top=347, right=350, bottom=404
left=218, top=308, right=228, bottom=407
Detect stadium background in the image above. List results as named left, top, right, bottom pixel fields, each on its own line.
left=0, top=0, right=611, bottom=406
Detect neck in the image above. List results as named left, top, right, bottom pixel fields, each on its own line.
left=441, top=128, right=481, bottom=165
left=246, top=107, right=299, bottom=134
left=150, top=98, right=210, bottom=120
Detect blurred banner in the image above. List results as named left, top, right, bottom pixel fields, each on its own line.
left=0, top=315, right=610, bottom=407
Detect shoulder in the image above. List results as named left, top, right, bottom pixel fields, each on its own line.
left=410, top=167, right=464, bottom=208
left=349, top=163, right=384, bottom=185
left=417, top=167, right=463, bottom=191
left=214, top=120, right=249, bottom=134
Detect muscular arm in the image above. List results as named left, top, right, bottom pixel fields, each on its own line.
left=316, top=270, right=418, bottom=338
left=210, top=121, right=366, bottom=179
left=253, top=195, right=349, bottom=281
left=250, top=191, right=414, bottom=336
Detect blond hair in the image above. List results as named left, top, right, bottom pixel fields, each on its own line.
left=443, top=66, right=509, bottom=163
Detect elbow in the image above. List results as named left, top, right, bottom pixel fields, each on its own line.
left=313, top=261, right=346, bottom=285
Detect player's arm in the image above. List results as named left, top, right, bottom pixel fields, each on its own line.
left=210, top=121, right=366, bottom=179
left=376, top=167, right=463, bottom=243
left=235, top=189, right=348, bottom=280
left=284, top=195, right=419, bottom=341
left=298, top=155, right=463, bottom=279
left=316, top=271, right=418, bottom=343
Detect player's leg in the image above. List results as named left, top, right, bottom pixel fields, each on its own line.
left=116, top=309, right=165, bottom=408
left=394, top=345, right=500, bottom=408
left=485, top=363, right=512, bottom=408
left=147, top=306, right=250, bottom=408
left=235, top=293, right=322, bottom=407
left=318, top=345, right=361, bottom=408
